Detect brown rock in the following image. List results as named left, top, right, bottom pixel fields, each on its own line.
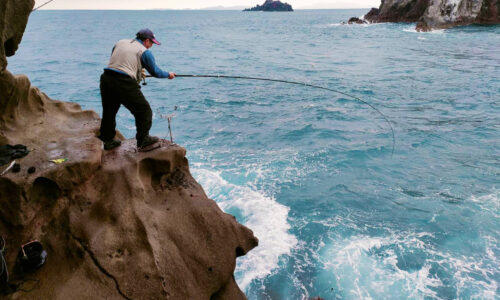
left=361, top=0, right=429, bottom=23
left=364, top=7, right=380, bottom=21
left=0, top=1, right=258, bottom=299
left=0, top=0, right=34, bottom=71
left=476, top=0, right=500, bottom=24
left=356, top=0, right=500, bottom=31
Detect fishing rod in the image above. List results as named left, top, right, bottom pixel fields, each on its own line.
left=146, top=74, right=396, bottom=155
left=32, top=0, right=56, bottom=11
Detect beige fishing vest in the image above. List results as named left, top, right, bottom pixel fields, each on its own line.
left=107, top=39, right=146, bottom=83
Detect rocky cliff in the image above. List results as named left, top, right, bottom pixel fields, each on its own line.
left=0, top=1, right=258, bottom=299
left=360, top=0, right=499, bottom=30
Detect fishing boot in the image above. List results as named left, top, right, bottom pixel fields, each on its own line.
left=103, top=139, right=121, bottom=150
left=138, top=135, right=159, bottom=151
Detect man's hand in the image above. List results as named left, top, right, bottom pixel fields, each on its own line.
left=168, top=72, right=176, bottom=80
left=141, top=69, right=147, bottom=79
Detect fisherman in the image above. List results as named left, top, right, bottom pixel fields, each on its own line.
left=99, top=28, right=175, bottom=150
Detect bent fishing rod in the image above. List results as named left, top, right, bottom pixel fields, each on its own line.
left=32, top=0, right=56, bottom=11
left=146, top=74, right=396, bottom=155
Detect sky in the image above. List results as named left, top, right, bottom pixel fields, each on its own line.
left=34, top=0, right=381, bottom=10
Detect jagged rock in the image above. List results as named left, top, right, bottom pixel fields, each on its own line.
left=0, top=0, right=34, bottom=71
left=354, top=0, right=500, bottom=31
left=476, top=0, right=500, bottom=23
left=0, top=1, right=258, bottom=299
left=347, top=17, right=368, bottom=24
left=364, top=7, right=380, bottom=20
left=244, top=0, right=293, bottom=11
left=364, top=0, right=429, bottom=23
left=415, top=0, right=496, bottom=30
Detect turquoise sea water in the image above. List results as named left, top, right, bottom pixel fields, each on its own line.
left=8, top=10, right=500, bottom=299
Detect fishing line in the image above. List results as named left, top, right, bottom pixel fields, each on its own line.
left=32, top=0, right=56, bottom=11
left=147, top=74, right=396, bottom=155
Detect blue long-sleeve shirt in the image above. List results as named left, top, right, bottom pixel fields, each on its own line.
left=105, top=38, right=170, bottom=78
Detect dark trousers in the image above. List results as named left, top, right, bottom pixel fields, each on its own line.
left=99, top=70, right=152, bottom=144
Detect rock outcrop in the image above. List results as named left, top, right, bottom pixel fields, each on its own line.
left=0, top=0, right=33, bottom=71
left=0, top=1, right=258, bottom=299
left=363, top=0, right=429, bottom=23
left=347, top=17, right=368, bottom=24
left=356, top=0, right=499, bottom=31
left=416, top=0, right=499, bottom=30
left=244, top=0, right=293, bottom=11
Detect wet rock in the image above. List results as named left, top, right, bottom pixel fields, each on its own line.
left=347, top=17, right=367, bottom=24
left=353, top=0, right=500, bottom=31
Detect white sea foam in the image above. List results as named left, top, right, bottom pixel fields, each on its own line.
left=470, top=190, right=499, bottom=218
left=403, top=26, right=446, bottom=34
left=320, top=229, right=499, bottom=299
left=321, top=234, right=442, bottom=299
left=403, top=27, right=418, bottom=33
left=191, top=168, right=297, bottom=290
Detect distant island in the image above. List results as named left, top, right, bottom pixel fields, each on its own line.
left=244, top=0, right=293, bottom=12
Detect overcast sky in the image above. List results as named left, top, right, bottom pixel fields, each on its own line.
left=35, top=0, right=381, bottom=10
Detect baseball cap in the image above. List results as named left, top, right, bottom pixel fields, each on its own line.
left=136, top=28, right=161, bottom=45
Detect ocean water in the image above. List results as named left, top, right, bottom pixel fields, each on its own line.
left=8, top=10, right=499, bottom=299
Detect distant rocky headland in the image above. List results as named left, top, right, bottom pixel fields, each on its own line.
left=244, top=0, right=293, bottom=12
left=348, top=0, right=500, bottom=31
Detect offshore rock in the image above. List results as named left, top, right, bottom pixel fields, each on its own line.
left=244, top=0, right=293, bottom=11
left=347, top=17, right=368, bottom=24
left=0, top=1, right=258, bottom=299
left=356, top=0, right=499, bottom=31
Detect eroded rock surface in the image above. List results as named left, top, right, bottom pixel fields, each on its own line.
left=355, top=0, right=499, bottom=31
left=0, top=1, right=258, bottom=299
left=0, top=0, right=34, bottom=71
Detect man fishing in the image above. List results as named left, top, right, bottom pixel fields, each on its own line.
left=99, top=28, right=175, bottom=151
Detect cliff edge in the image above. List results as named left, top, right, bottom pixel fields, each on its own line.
left=0, top=1, right=258, bottom=299
left=356, top=0, right=499, bottom=31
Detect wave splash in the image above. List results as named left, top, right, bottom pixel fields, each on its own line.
left=192, top=168, right=297, bottom=290
left=319, top=227, right=499, bottom=299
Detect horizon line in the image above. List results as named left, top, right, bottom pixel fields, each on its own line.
left=33, top=8, right=374, bottom=11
